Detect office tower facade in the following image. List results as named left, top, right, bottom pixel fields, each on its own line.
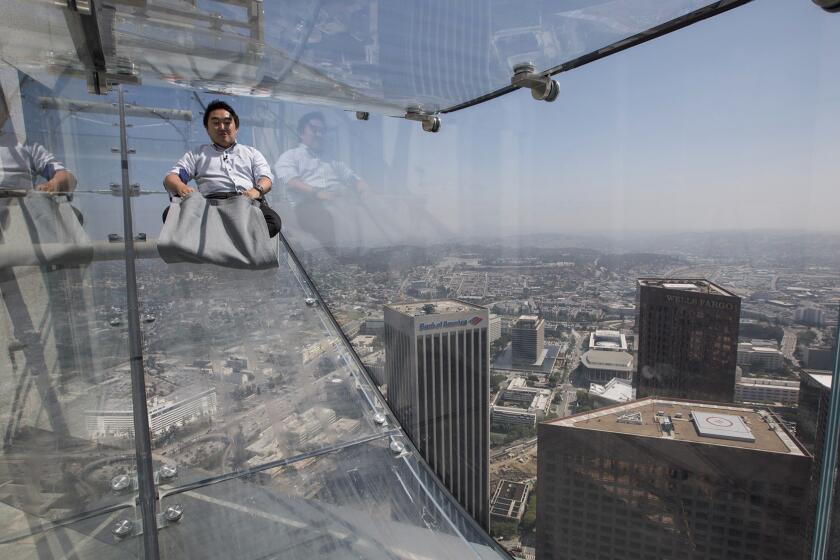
left=511, top=315, right=544, bottom=364
left=795, top=307, right=825, bottom=327
left=537, top=398, right=812, bottom=560
left=803, top=345, right=837, bottom=371
left=635, top=279, right=741, bottom=402
left=384, top=300, right=490, bottom=528
left=798, top=371, right=838, bottom=558
left=488, top=314, right=502, bottom=343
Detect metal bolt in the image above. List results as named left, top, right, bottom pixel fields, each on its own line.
left=159, top=464, right=178, bottom=480
left=373, top=412, right=387, bottom=426
left=389, top=439, right=405, bottom=455
left=110, top=474, right=131, bottom=492
left=112, top=519, right=134, bottom=539
left=405, top=107, right=442, bottom=134
left=421, top=116, right=441, bottom=133
left=164, top=504, right=184, bottom=523
left=513, top=62, right=537, bottom=77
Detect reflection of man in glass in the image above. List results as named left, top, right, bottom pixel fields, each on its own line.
left=0, top=88, right=76, bottom=193
left=163, top=100, right=281, bottom=237
left=274, top=112, right=368, bottom=248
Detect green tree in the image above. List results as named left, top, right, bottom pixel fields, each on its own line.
left=520, top=490, right=537, bottom=534
left=797, top=329, right=817, bottom=348
left=491, top=519, right=518, bottom=540
left=575, top=389, right=596, bottom=413
left=491, top=373, right=507, bottom=389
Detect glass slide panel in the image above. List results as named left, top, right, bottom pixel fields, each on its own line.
left=158, top=436, right=505, bottom=559
left=115, top=0, right=724, bottom=113
left=126, top=87, right=391, bottom=491
left=0, top=505, right=142, bottom=559
left=0, top=1, right=735, bottom=116
left=0, top=67, right=143, bottom=556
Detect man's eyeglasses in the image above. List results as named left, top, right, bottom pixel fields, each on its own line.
left=210, top=119, right=234, bottom=128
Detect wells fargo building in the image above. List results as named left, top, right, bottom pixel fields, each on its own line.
left=635, top=279, right=741, bottom=403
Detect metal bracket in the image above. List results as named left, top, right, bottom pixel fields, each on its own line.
left=109, top=464, right=179, bottom=494
left=63, top=0, right=139, bottom=94
left=112, top=505, right=184, bottom=541
left=405, top=108, right=441, bottom=133
left=813, top=0, right=840, bottom=12
left=389, top=436, right=408, bottom=458
left=109, top=183, right=142, bottom=197
left=511, top=63, right=560, bottom=102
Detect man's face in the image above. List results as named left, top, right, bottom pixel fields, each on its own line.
left=300, top=118, right=325, bottom=151
left=205, top=108, right=238, bottom=147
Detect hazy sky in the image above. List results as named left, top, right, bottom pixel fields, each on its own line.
left=381, top=0, right=840, bottom=236
left=40, top=0, right=840, bottom=243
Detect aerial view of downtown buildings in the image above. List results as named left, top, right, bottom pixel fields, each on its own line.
left=304, top=231, right=839, bottom=560
left=20, top=230, right=838, bottom=560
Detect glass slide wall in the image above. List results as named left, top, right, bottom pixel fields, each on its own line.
left=1, top=1, right=839, bottom=560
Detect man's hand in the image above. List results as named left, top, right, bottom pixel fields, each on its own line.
left=36, top=181, right=60, bottom=193
left=356, top=179, right=370, bottom=199
left=36, top=171, right=76, bottom=194
left=164, top=173, right=194, bottom=198
left=244, top=188, right=261, bottom=200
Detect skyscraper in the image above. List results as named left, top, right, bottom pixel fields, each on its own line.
left=798, top=371, right=837, bottom=558
left=537, top=397, right=812, bottom=560
left=383, top=300, right=490, bottom=528
left=511, top=315, right=545, bottom=365
left=635, top=278, right=740, bottom=402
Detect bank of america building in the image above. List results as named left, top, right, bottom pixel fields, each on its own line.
left=384, top=300, right=490, bottom=529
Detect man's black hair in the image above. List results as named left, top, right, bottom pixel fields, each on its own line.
left=297, top=111, right=325, bottom=135
left=203, top=100, right=240, bottom=128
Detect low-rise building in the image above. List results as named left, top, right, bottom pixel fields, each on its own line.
left=734, top=376, right=799, bottom=406
left=588, top=330, right=628, bottom=351
left=803, top=345, right=837, bottom=371
left=589, top=377, right=634, bottom=405
left=578, top=348, right=634, bottom=383
left=491, top=377, right=552, bottom=428
left=86, top=387, right=218, bottom=439
left=491, top=405, right=537, bottom=428
left=350, top=334, right=377, bottom=355
left=795, top=307, right=825, bottom=326
left=737, top=342, right=784, bottom=370
left=489, top=314, right=502, bottom=343
left=360, top=318, right=385, bottom=336
left=490, top=480, right=530, bottom=522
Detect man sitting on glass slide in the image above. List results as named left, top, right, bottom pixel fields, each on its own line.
left=163, top=100, right=281, bottom=237
left=0, top=86, right=76, bottom=194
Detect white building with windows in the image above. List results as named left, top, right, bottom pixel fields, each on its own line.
left=489, top=314, right=502, bottom=343
left=737, top=342, right=784, bottom=370
left=589, top=377, right=634, bottom=405
left=734, top=377, right=799, bottom=406
left=87, top=388, right=218, bottom=439
left=491, top=377, right=552, bottom=427
left=795, top=307, right=825, bottom=326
